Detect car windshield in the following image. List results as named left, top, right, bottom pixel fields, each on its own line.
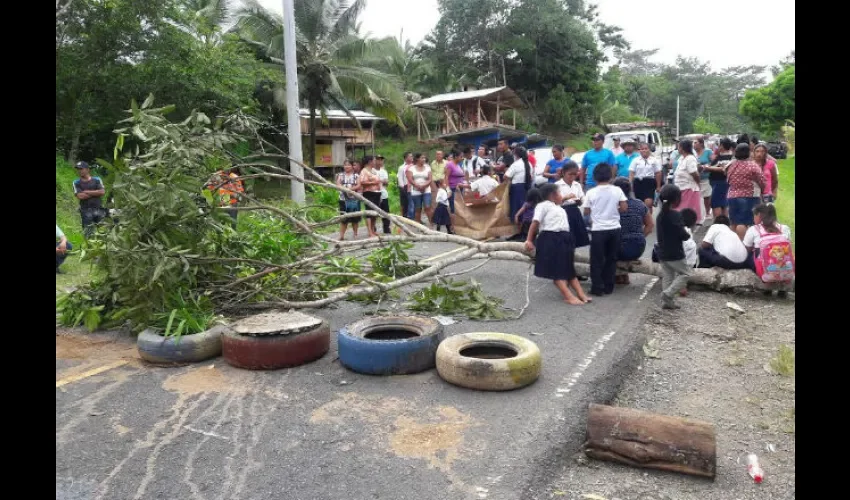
left=604, top=134, right=646, bottom=150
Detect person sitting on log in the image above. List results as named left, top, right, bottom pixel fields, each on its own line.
left=698, top=215, right=753, bottom=270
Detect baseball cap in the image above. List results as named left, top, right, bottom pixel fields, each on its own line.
left=622, top=138, right=636, bottom=145
left=75, top=161, right=90, bottom=169
left=591, top=133, right=605, bottom=141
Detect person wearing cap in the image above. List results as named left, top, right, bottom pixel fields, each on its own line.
left=580, top=134, right=617, bottom=189
left=614, top=139, right=639, bottom=179
left=56, top=224, right=72, bottom=273
left=610, top=137, right=624, bottom=156
left=72, top=161, right=106, bottom=238
left=375, top=155, right=392, bottom=234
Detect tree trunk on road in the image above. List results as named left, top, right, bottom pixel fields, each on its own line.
left=584, top=403, right=717, bottom=478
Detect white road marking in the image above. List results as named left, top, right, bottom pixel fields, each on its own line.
left=555, top=331, right=617, bottom=398
left=638, top=277, right=660, bottom=301
left=184, top=425, right=229, bottom=441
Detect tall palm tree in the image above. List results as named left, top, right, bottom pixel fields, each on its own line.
left=233, top=0, right=406, bottom=167
left=180, top=0, right=230, bottom=45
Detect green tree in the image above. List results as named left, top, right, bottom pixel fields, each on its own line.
left=740, top=65, right=795, bottom=135
left=692, top=116, right=720, bottom=134
left=234, top=0, right=406, bottom=168
left=56, top=0, right=273, bottom=161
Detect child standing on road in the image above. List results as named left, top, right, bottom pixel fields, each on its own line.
left=656, top=184, right=693, bottom=309
left=431, top=179, right=454, bottom=234
left=584, top=164, right=628, bottom=296
left=525, top=183, right=591, bottom=305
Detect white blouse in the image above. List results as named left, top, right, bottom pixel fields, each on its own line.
left=435, top=187, right=450, bottom=205
left=629, top=156, right=662, bottom=179
left=505, top=159, right=531, bottom=185
left=673, top=155, right=700, bottom=191
left=533, top=200, right=570, bottom=232
left=555, top=179, right=585, bottom=206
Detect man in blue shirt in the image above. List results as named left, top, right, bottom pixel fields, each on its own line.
left=581, top=133, right=616, bottom=188
left=614, top=138, right=639, bottom=179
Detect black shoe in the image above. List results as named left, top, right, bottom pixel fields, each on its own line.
left=590, top=289, right=605, bottom=297
left=577, top=275, right=589, bottom=282
left=662, top=302, right=681, bottom=310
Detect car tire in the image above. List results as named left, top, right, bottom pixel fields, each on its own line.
left=137, top=325, right=226, bottom=364
left=222, top=321, right=330, bottom=370
left=338, top=315, right=444, bottom=375
left=436, top=332, right=541, bottom=391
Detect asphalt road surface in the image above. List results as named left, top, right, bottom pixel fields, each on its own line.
left=56, top=236, right=662, bottom=500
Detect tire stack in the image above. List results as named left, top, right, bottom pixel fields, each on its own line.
left=222, top=311, right=330, bottom=370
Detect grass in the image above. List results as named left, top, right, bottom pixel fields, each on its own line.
left=769, top=344, right=795, bottom=376
left=775, top=157, right=795, bottom=245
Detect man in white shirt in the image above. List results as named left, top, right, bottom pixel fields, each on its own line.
left=698, top=215, right=752, bottom=269
left=462, top=147, right=482, bottom=178
left=375, top=155, right=391, bottom=233
left=397, top=152, right=413, bottom=219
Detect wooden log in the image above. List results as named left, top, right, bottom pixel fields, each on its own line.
left=572, top=255, right=794, bottom=293
left=584, top=403, right=716, bottom=478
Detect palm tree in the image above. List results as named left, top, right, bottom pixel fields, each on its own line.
left=180, top=0, right=230, bottom=45
left=233, top=0, right=406, bottom=167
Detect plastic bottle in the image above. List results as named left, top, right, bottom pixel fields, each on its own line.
left=746, top=454, right=764, bottom=483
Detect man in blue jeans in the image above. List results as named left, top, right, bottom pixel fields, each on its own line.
left=56, top=225, right=72, bottom=273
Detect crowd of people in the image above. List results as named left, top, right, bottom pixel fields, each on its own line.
left=60, top=132, right=792, bottom=308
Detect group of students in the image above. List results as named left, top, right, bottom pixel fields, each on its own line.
left=520, top=133, right=793, bottom=308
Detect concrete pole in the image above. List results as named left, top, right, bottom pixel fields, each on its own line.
left=675, top=95, right=680, bottom=138
left=282, top=0, right=305, bottom=204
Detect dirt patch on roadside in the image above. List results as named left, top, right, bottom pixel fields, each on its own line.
left=56, top=329, right=141, bottom=381
left=539, top=291, right=795, bottom=500
left=162, top=365, right=249, bottom=395
left=390, top=406, right=471, bottom=469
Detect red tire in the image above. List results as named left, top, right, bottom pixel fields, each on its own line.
left=222, top=322, right=330, bottom=370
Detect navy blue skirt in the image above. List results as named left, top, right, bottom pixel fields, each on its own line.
left=534, top=231, right=576, bottom=280
left=633, top=177, right=657, bottom=203
left=509, top=183, right=529, bottom=222
left=432, top=203, right=452, bottom=226
left=564, top=205, right=590, bottom=248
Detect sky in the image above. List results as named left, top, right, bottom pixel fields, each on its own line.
left=256, top=0, right=795, bottom=75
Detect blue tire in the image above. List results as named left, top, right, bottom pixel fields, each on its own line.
left=338, top=315, right=444, bottom=375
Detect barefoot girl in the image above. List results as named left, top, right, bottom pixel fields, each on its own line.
left=525, top=183, right=591, bottom=305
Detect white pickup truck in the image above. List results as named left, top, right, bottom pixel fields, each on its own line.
left=570, top=129, right=675, bottom=167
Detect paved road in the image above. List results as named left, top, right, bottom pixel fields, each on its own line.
left=56, top=238, right=661, bottom=500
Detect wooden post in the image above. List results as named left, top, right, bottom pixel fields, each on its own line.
left=417, top=109, right=421, bottom=141
left=478, top=100, right=484, bottom=127
left=584, top=404, right=717, bottom=478
left=496, top=96, right=500, bottom=125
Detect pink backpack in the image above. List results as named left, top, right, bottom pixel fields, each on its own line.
left=754, top=224, right=795, bottom=283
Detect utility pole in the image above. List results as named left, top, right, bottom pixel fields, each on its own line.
left=675, top=95, right=680, bottom=138
left=282, top=0, right=305, bottom=204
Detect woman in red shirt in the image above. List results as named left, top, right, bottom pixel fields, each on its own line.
left=725, top=143, right=766, bottom=239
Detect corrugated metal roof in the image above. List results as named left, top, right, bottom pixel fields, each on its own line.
left=298, top=109, right=383, bottom=121
left=412, top=87, right=524, bottom=109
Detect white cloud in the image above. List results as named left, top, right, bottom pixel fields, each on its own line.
left=254, top=0, right=795, bottom=71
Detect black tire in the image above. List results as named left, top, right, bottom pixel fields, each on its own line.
left=436, top=332, right=541, bottom=391
left=338, top=315, right=444, bottom=375
left=137, top=325, right=226, bottom=364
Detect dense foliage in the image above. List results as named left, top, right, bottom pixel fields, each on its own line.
left=739, top=65, right=796, bottom=135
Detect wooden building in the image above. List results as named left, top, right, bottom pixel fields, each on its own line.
left=299, top=109, right=382, bottom=168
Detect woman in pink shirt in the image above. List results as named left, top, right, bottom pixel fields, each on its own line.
left=445, top=151, right=467, bottom=213
left=752, top=144, right=779, bottom=203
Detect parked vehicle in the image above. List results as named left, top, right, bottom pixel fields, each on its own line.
left=767, top=141, right=788, bottom=159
